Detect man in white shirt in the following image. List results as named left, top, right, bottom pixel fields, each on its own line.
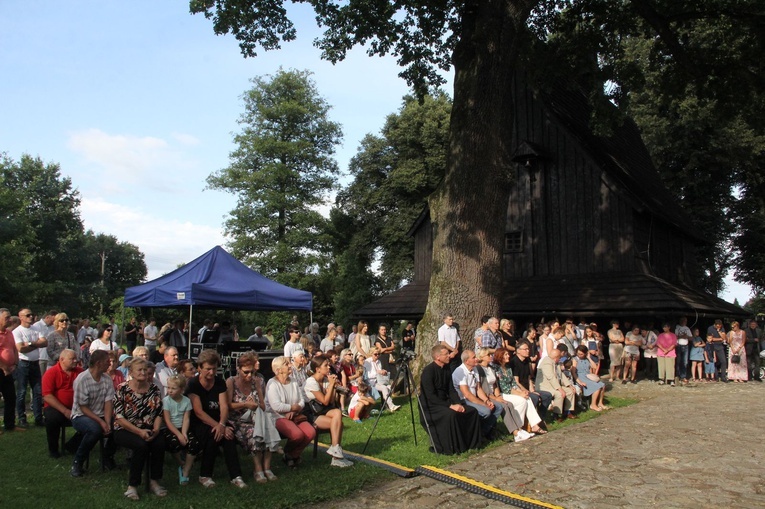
left=143, top=317, right=159, bottom=355
left=32, top=310, right=56, bottom=373
left=283, top=327, right=304, bottom=359
left=13, top=308, right=48, bottom=427
left=438, top=314, right=461, bottom=372
left=451, top=350, right=501, bottom=439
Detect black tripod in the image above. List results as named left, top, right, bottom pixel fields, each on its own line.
left=362, top=357, right=418, bottom=454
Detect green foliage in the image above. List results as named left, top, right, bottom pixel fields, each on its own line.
left=207, top=68, right=342, bottom=297
left=0, top=153, right=147, bottom=318
left=335, top=92, right=451, bottom=294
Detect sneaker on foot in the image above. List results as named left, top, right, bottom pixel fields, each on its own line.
left=70, top=461, right=84, bottom=478
left=230, top=476, right=247, bottom=488
left=325, top=444, right=342, bottom=458
left=330, top=457, right=353, bottom=468
left=515, top=430, right=532, bottom=442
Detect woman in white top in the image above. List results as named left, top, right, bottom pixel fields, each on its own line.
left=90, top=326, right=118, bottom=353
left=304, top=355, right=353, bottom=467
left=265, top=356, right=314, bottom=468
left=351, top=321, right=371, bottom=358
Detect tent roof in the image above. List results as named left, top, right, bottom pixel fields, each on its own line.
left=124, top=246, right=312, bottom=311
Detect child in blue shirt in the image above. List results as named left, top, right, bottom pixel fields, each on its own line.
left=703, top=341, right=717, bottom=382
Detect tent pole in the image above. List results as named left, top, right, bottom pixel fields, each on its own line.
left=188, top=305, right=193, bottom=359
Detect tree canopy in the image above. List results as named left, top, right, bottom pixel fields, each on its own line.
left=0, top=153, right=147, bottom=317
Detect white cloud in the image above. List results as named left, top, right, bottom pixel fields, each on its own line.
left=80, top=196, right=228, bottom=281
left=66, top=128, right=199, bottom=193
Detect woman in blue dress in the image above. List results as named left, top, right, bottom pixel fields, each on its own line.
left=572, top=345, right=607, bottom=411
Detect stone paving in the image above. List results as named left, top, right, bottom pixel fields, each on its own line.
left=308, top=379, right=765, bottom=509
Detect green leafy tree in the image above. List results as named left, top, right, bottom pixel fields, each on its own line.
left=337, top=92, right=451, bottom=294
left=193, top=0, right=763, bottom=373
left=207, top=68, right=343, bottom=293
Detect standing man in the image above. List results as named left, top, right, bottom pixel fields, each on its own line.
left=42, top=349, right=83, bottom=457
left=401, top=322, right=416, bottom=353
left=745, top=319, right=762, bottom=381
left=164, top=319, right=187, bottom=355
left=0, top=308, right=22, bottom=432
left=13, top=308, right=48, bottom=427
left=123, top=317, right=138, bottom=355
left=707, top=319, right=728, bottom=382
left=143, top=317, right=159, bottom=356
left=675, top=317, right=693, bottom=384
left=154, top=346, right=179, bottom=397
left=70, top=350, right=115, bottom=476
left=438, top=313, right=461, bottom=372
left=479, top=317, right=502, bottom=351
left=32, top=310, right=56, bottom=373
left=451, top=350, right=502, bottom=439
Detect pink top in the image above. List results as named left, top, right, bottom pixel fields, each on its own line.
left=656, top=332, right=677, bottom=358
left=0, top=329, right=18, bottom=368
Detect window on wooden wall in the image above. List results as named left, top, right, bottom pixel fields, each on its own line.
left=505, top=230, right=523, bottom=253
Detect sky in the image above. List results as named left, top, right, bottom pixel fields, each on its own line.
left=0, top=1, right=752, bottom=305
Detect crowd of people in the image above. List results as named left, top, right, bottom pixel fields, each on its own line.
left=420, top=313, right=764, bottom=455
left=3, top=304, right=762, bottom=495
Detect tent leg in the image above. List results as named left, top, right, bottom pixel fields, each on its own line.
left=188, top=305, right=193, bottom=359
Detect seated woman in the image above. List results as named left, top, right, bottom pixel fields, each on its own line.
left=340, top=349, right=357, bottom=394
left=304, top=355, right=353, bottom=467
left=113, top=357, right=167, bottom=500
left=363, top=347, right=400, bottom=412
left=490, top=347, right=546, bottom=438
left=266, top=356, right=316, bottom=468
left=178, top=358, right=197, bottom=379
left=226, top=352, right=281, bottom=483
left=186, top=349, right=247, bottom=489
left=572, top=345, right=607, bottom=411
left=326, top=349, right=349, bottom=410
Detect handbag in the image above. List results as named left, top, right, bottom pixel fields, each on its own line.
left=731, top=354, right=741, bottom=364
left=308, top=399, right=333, bottom=416
left=289, top=411, right=308, bottom=424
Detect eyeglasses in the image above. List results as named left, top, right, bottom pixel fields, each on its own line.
left=60, top=319, right=70, bottom=323
left=105, top=329, right=113, bottom=332
left=241, top=370, right=253, bottom=376
left=24, top=313, right=33, bottom=318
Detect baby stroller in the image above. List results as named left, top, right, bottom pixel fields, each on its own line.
left=757, top=350, right=765, bottom=380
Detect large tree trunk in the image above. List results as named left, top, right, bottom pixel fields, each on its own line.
left=413, top=0, right=536, bottom=378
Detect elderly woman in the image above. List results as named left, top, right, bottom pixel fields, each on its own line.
left=186, top=349, right=247, bottom=489
left=572, top=345, right=607, bottom=411
left=364, top=347, right=400, bottom=412
left=304, top=355, right=353, bottom=467
left=266, top=355, right=315, bottom=468
left=90, top=326, right=118, bottom=353
left=132, top=346, right=150, bottom=360
left=178, top=358, right=197, bottom=379
left=656, top=323, right=677, bottom=386
left=46, top=313, right=79, bottom=363
left=113, top=357, right=166, bottom=500
left=226, top=352, right=280, bottom=483
left=106, top=350, right=126, bottom=390
left=340, top=348, right=358, bottom=394
left=489, top=347, right=546, bottom=440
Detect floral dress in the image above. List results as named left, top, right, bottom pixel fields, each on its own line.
left=113, top=383, right=163, bottom=430
left=229, top=375, right=281, bottom=453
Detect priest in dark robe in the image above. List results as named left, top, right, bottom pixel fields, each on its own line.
left=419, top=344, right=481, bottom=454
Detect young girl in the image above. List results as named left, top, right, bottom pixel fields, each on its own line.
left=703, top=341, right=717, bottom=382
left=163, top=375, right=197, bottom=485
left=348, top=381, right=375, bottom=423
left=689, top=328, right=705, bottom=382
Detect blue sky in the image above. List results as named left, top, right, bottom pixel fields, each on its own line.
left=0, top=1, right=751, bottom=304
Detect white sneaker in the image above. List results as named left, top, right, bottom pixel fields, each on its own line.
left=325, top=444, right=343, bottom=458
left=515, top=430, right=533, bottom=442
left=390, top=404, right=401, bottom=412
left=331, top=457, right=353, bottom=468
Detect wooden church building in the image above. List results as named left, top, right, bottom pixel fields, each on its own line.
left=355, top=72, right=743, bottom=324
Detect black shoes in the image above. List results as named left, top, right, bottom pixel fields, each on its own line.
left=70, top=461, right=84, bottom=477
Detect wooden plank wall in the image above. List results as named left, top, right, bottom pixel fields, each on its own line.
left=504, top=74, right=637, bottom=279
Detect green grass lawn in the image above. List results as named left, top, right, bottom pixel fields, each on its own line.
left=0, top=394, right=635, bottom=508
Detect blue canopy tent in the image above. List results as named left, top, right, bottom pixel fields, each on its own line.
left=124, top=246, right=312, bottom=355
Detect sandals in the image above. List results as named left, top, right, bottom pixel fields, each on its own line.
left=199, top=477, right=216, bottom=488
left=530, top=427, right=548, bottom=435
left=254, top=471, right=267, bottom=484
left=179, top=466, right=189, bottom=486
left=123, top=487, right=140, bottom=501
left=149, top=482, right=167, bottom=497
left=264, top=470, right=277, bottom=481
left=230, top=476, right=247, bottom=489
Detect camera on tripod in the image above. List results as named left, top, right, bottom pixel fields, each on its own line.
left=396, top=349, right=417, bottom=365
